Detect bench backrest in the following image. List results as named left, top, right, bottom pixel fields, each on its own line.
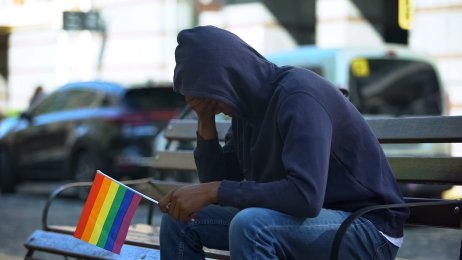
left=152, top=116, right=462, bottom=229
left=367, top=116, right=462, bottom=185
left=155, top=116, right=462, bottom=184
left=151, top=120, right=229, bottom=171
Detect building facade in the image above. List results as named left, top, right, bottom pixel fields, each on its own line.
left=0, top=0, right=461, bottom=115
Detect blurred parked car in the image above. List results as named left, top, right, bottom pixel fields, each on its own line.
left=0, top=81, right=185, bottom=195
left=266, top=45, right=451, bottom=197
left=267, top=44, right=448, bottom=118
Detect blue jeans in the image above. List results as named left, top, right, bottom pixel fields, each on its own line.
left=160, top=205, right=399, bottom=260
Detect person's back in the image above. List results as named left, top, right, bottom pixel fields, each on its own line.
left=277, top=67, right=408, bottom=235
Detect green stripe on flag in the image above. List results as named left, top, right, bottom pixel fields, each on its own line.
left=96, top=186, right=127, bottom=247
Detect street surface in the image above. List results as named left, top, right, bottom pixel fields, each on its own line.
left=0, top=182, right=460, bottom=260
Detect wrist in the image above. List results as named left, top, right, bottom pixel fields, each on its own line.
left=207, top=181, right=220, bottom=204
left=198, top=117, right=217, bottom=140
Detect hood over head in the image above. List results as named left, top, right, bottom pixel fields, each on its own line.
left=173, top=25, right=277, bottom=120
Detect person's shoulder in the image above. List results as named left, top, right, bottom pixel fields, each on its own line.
left=276, top=68, right=324, bottom=94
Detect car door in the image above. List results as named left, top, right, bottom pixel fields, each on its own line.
left=15, top=87, right=104, bottom=179
left=13, top=91, right=68, bottom=179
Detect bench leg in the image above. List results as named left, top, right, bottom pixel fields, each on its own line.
left=25, top=249, right=34, bottom=260
left=459, top=240, right=461, bottom=260
left=25, top=249, right=71, bottom=260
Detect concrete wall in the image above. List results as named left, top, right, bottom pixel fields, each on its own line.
left=316, top=0, right=384, bottom=47
left=198, top=2, right=297, bottom=55
left=95, top=0, right=181, bottom=85
left=8, top=29, right=58, bottom=109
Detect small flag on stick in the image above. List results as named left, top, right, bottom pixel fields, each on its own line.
left=73, top=170, right=157, bottom=254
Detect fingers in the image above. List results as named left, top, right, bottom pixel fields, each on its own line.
left=168, top=192, right=194, bottom=222
left=158, top=192, right=172, bottom=213
left=159, top=189, right=193, bottom=221
left=186, top=97, right=217, bottom=119
left=160, top=183, right=216, bottom=222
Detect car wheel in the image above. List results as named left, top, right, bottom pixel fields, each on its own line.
left=0, top=148, right=17, bottom=194
left=73, top=150, right=98, bottom=200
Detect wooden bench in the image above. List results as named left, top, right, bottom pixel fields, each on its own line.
left=25, top=115, right=462, bottom=259
left=153, top=116, right=462, bottom=260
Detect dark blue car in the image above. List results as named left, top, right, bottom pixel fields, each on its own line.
left=0, top=81, right=185, bottom=196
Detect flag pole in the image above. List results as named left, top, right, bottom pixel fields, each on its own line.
left=97, top=170, right=159, bottom=205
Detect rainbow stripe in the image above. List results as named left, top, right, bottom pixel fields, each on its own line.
left=74, top=171, right=141, bottom=254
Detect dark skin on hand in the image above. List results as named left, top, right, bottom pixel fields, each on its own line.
left=158, top=97, right=234, bottom=222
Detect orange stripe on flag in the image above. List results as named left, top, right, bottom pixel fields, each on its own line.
left=88, top=180, right=119, bottom=244
left=74, top=173, right=104, bottom=239
left=81, top=176, right=112, bottom=241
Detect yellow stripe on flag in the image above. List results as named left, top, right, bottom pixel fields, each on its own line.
left=89, top=181, right=120, bottom=244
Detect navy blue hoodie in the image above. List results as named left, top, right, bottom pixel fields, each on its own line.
left=173, top=26, right=409, bottom=237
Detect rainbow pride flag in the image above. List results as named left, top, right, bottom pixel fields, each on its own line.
left=74, top=171, right=142, bottom=254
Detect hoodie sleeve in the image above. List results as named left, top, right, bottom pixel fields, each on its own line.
left=217, top=93, right=333, bottom=217
left=194, top=127, right=244, bottom=182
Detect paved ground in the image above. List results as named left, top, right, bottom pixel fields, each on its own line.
left=0, top=182, right=460, bottom=260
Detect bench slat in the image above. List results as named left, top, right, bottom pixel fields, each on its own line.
left=165, top=119, right=229, bottom=141
left=390, top=157, right=462, bottom=184
left=366, top=116, right=462, bottom=143
left=40, top=224, right=230, bottom=259
left=25, top=230, right=160, bottom=260
left=164, top=116, right=462, bottom=143
left=148, top=180, right=188, bottom=197
left=152, top=151, right=196, bottom=171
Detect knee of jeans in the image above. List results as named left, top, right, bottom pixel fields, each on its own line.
left=160, top=214, right=195, bottom=241
left=160, top=213, right=185, bottom=237
left=229, top=208, right=271, bottom=238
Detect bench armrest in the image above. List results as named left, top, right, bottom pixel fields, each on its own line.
left=330, top=199, right=462, bottom=260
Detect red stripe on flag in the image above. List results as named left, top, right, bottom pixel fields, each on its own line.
left=74, top=173, right=104, bottom=239
left=81, top=176, right=112, bottom=241
left=112, top=193, right=142, bottom=253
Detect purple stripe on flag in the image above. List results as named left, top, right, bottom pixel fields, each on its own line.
left=104, top=190, right=134, bottom=252
left=112, top=192, right=142, bottom=253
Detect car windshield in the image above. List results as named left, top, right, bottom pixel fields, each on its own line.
left=122, top=87, right=186, bottom=111
left=348, top=58, right=443, bottom=116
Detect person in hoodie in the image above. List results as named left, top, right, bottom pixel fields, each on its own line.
left=158, top=25, right=409, bottom=260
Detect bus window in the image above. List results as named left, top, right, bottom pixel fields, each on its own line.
left=349, top=59, right=443, bottom=116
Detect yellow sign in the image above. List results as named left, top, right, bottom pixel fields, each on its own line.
left=399, top=0, right=413, bottom=30
left=351, top=58, right=370, bottom=77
